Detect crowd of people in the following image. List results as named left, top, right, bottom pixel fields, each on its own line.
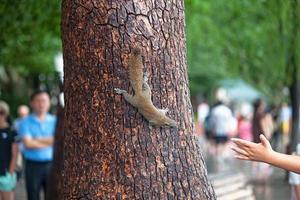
left=0, top=90, right=56, bottom=200
left=197, top=97, right=292, bottom=160
left=196, top=90, right=300, bottom=199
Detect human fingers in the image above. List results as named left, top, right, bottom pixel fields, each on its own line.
left=259, top=134, right=272, bottom=149
left=231, top=138, right=253, bottom=149
left=231, top=146, right=249, bottom=157
left=234, top=155, right=250, bottom=160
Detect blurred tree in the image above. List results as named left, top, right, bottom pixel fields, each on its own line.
left=185, top=0, right=299, bottom=103
left=186, top=0, right=300, bottom=149
left=0, top=0, right=61, bottom=115
left=285, top=0, right=299, bottom=152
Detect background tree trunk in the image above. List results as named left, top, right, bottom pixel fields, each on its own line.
left=288, top=0, right=299, bottom=152
left=61, top=0, right=215, bottom=199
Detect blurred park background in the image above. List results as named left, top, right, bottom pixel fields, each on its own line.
left=1, top=0, right=300, bottom=200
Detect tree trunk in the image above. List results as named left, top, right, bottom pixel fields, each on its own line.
left=61, top=0, right=215, bottom=199
left=289, top=67, right=299, bottom=152
left=47, top=105, right=64, bottom=200
left=288, top=0, right=299, bottom=152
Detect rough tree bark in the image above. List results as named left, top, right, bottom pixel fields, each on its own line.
left=61, top=0, right=215, bottom=199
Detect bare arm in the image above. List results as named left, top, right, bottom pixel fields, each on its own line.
left=231, top=134, right=300, bottom=174
left=9, top=143, right=18, bottom=174
left=23, top=136, right=54, bottom=149
left=268, top=151, right=300, bottom=173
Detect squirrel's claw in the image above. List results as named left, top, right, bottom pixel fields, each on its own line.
left=143, top=72, right=149, bottom=82
left=114, top=88, right=126, bottom=94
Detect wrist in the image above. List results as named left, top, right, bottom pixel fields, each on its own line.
left=265, top=150, right=276, bottom=164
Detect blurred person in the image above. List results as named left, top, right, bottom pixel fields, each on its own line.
left=279, top=102, right=291, bottom=148
left=252, top=99, right=264, bottom=144
left=208, top=99, right=236, bottom=157
left=18, top=105, right=30, bottom=118
left=195, top=99, right=210, bottom=140
left=237, top=114, right=252, bottom=141
left=19, top=91, right=56, bottom=200
left=252, top=99, right=274, bottom=142
left=13, top=105, right=30, bottom=132
left=203, top=112, right=215, bottom=154
left=197, top=99, right=210, bottom=130
left=268, top=105, right=281, bottom=151
left=251, top=99, right=274, bottom=180
left=289, top=143, right=300, bottom=200
left=237, top=102, right=253, bottom=141
left=209, top=89, right=236, bottom=152
left=0, top=101, right=18, bottom=200
left=13, top=105, right=30, bottom=181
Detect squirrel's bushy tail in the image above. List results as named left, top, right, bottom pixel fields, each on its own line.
left=129, top=48, right=144, bottom=94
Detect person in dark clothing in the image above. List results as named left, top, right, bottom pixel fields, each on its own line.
left=0, top=101, right=18, bottom=200
left=251, top=99, right=274, bottom=180
left=252, top=99, right=274, bottom=142
left=252, top=99, right=266, bottom=143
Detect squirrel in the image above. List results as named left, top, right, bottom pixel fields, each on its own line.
left=114, top=48, right=177, bottom=128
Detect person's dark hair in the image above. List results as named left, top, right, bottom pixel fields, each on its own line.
left=30, top=90, right=50, bottom=101
left=253, top=98, right=263, bottom=113
left=6, top=116, right=13, bottom=126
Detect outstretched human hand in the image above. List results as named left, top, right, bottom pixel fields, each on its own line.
left=231, top=134, right=273, bottom=163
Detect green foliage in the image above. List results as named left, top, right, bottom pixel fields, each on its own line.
left=0, top=0, right=61, bottom=116
left=185, top=0, right=300, bottom=103
left=0, top=0, right=61, bottom=74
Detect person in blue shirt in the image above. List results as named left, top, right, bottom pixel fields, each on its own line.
left=19, top=90, right=56, bottom=200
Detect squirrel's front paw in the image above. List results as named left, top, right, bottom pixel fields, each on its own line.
left=114, top=88, right=126, bottom=94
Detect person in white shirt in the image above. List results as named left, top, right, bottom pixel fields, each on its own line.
left=209, top=101, right=236, bottom=156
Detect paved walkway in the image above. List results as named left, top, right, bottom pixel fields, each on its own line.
left=206, top=155, right=290, bottom=200
left=198, top=136, right=291, bottom=200
left=15, top=179, right=26, bottom=200
left=209, top=171, right=255, bottom=200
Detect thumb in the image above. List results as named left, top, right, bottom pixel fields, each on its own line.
left=260, top=134, right=271, bottom=149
